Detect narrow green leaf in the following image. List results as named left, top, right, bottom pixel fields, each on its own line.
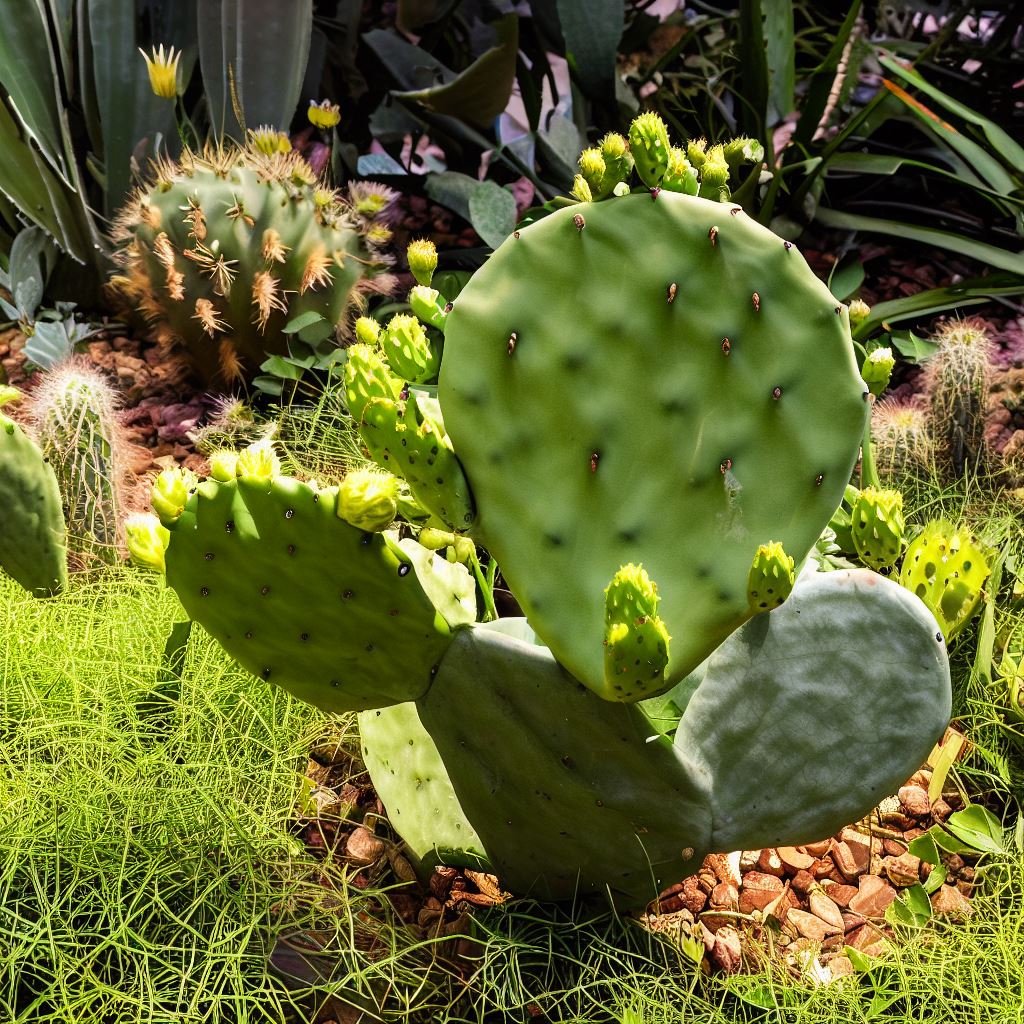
left=763, top=0, right=794, bottom=124
left=827, top=253, right=864, bottom=301
left=736, top=0, right=768, bottom=138
left=555, top=0, right=624, bottom=98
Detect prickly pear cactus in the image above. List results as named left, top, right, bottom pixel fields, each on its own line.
left=0, top=396, right=67, bottom=596
left=110, top=145, right=396, bottom=383
left=439, top=189, right=868, bottom=694
left=26, top=361, right=125, bottom=565
left=850, top=487, right=905, bottom=571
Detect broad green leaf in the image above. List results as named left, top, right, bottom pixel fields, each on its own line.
left=468, top=181, right=517, bottom=249
left=361, top=28, right=453, bottom=92
left=23, top=321, right=75, bottom=369
left=259, top=355, right=305, bottom=381
left=944, top=804, right=1006, bottom=855
left=425, top=171, right=478, bottom=222
left=907, top=832, right=941, bottom=866
left=885, top=329, right=939, bottom=364
left=827, top=253, right=864, bottom=301
left=394, top=15, right=519, bottom=127
left=556, top=0, right=624, bottom=98
left=283, top=311, right=326, bottom=334
left=885, top=883, right=931, bottom=928
left=815, top=206, right=1024, bottom=276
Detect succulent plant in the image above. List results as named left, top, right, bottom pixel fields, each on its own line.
left=110, top=144, right=396, bottom=384
left=25, top=361, right=126, bottom=566
left=156, top=117, right=951, bottom=907
left=925, top=317, right=993, bottom=479
left=871, top=398, right=934, bottom=484
left=0, top=389, right=67, bottom=596
left=850, top=486, right=906, bottom=571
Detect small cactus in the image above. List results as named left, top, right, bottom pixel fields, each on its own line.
left=871, top=398, right=934, bottom=484
left=925, top=317, right=993, bottom=478
left=25, top=361, right=127, bottom=566
left=110, top=144, right=396, bottom=384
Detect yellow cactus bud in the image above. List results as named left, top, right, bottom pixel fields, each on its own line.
left=571, top=174, right=593, bottom=203
left=337, top=469, right=399, bottom=532
left=208, top=450, right=239, bottom=482
left=848, top=298, right=871, bottom=328
left=125, top=513, right=170, bottom=573
left=747, top=541, right=796, bottom=611
left=862, top=346, right=895, bottom=397
left=236, top=439, right=280, bottom=481
left=0, top=385, right=22, bottom=407
left=407, top=239, right=438, bottom=287
left=355, top=316, right=382, bottom=346
left=628, top=112, right=671, bottom=188
left=249, top=126, right=291, bottom=155
left=151, top=467, right=196, bottom=526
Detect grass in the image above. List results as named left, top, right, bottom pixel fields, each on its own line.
left=1, top=566, right=1023, bottom=1023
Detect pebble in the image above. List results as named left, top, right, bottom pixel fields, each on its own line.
left=848, top=875, right=898, bottom=917
left=345, top=826, right=385, bottom=865
left=898, top=785, right=931, bottom=817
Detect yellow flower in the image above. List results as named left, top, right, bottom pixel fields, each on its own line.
left=308, top=98, right=341, bottom=130
left=248, top=126, right=292, bottom=155
left=139, top=44, right=181, bottom=100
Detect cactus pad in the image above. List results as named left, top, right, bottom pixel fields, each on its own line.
left=163, top=474, right=455, bottom=711
left=0, top=413, right=67, bottom=595
left=439, top=192, right=868, bottom=696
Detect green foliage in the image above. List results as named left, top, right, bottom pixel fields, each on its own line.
left=110, top=144, right=396, bottom=383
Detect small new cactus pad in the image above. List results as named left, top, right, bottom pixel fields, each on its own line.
left=361, top=570, right=950, bottom=905
left=0, top=410, right=67, bottom=595
left=439, top=191, right=867, bottom=697
left=900, top=520, right=991, bottom=639
left=602, top=563, right=671, bottom=700
left=110, top=145, right=395, bottom=383
left=162, top=467, right=456, bottom=712
left=747, top=542, right=795, bottom=610
left=26, top=361, right=125, bottom=565
left=850, top=487, right=906, bottom=570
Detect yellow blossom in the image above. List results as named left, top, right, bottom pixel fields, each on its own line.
left=308, top=98, right=341, bottom=130
left=139, top=44, right=181, bottom=100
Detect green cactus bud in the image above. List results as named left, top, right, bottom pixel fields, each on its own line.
left=571, top=175, right=593, bottom=203
left=848, top=298, right=871, bottom=329
left=419, top=527, right=474, bottom=564
left=208, top=450, right=239, bottom=482
left=862, top=346, right=895, bottom=397
left=407, top=238, right=438, bottom=288
left=344, top=343, right=402, bottom=422
left=578, top=148, right=606, bottom=192
left=0, top=384, right=21, bottom=407
left=125, top=512, right=170, bottom=572
left=337, top=468, right=400, bottom=532
left=409, top=285, right=448, bottom=331
left=355, top=316, right=382, bottom=346
left=900, top=520, right=990, bottom=639
left=598, top=132, right=634, bottom=190
left=662, top=147, right=698, bottom=195
left=628, top=112, right=671, bottom=188
left=747, top=541, right=796, bottom=611
left=602, top=563, right=671, bottom=701
left=685, top=138, right=708, bottom=169
left=722, top=136, right=764, bottom=170
left=382, top=313, right=440, bottom=384
left=236, top=439, right=280, bottom=481
left=697, top=144, right=731, bottom=202
left=151, top=467, right=196, bottom=526
left=850, top=486, right=905, bottom=570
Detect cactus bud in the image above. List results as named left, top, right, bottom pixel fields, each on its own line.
left=747, top=541, right=796, bottom=611
left=419, top=527, right=474, bottom=564
left=151, top=467, right=196, bottom=526
left=722, top=136, right=764, bottom=170
left=344, top=344, right=402, bottom=421
left=236, top=439, right=280, bottom=482
left=407, top=239, right=438, bottom=287
left=848, top=298, right=871, bottom=329
left=850, top=486, right=905, bottom=570
left=578, top=148, right=607, bottom=192
left=571, top=174, right=593, bottom=203
left=208, top=450, right=239, bottom=482
left=408, top=285, right=448, bottom=330
left=685, top=138, right=708, bottom=169
left=602, top=563, right=671, bottom=702
left=662, top=148, right=699, bottom=195
left=612, top=181, right=631, bottom=197
left=697, top=144, right=731, bottom=202
left=0, top=385, right=21, bottom=407
left=125, top=512, right=170, bottom=572
left=628, top=112, right=671, bottom=188
left=382, top=313, right=440, bottom=384
left=598, top=132, right=634, bottom=189
left=900, top=520, right=991, bottom=639
left=862, top=346, right=895, bottom=397
left=337, top=468, right=400, bottom=532
left=355, top=316, right=382, bottom=347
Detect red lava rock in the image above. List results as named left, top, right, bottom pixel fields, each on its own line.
left=788, top=908, right=838, bottom=942
left=791, top=869, right=816, bottom=894
left=931, top=798, right=953, bottom=821
left=777, top=846, right=815, bottom=872
left=833, top=833, right=870, bottom=880
left=739, top=850, right=761, bottom=871
left=931, top=884, right=973, bottom=918
left=809, top=889, right=846, bottom=932
left=710, top=882, right=739, bottom=911
left=845, top=923, right=889, bottom=957
left=829, top=954, right=856, bottom=979
left=345, top=827, right=385, bottom=865
left=705, top=852, right=741, bottom=887
left=757, top=848, right=786, bottom=877
left=710, top=925, right=743, bottom=974
left=882, top=838, right=908, bottom=857
left=883, top=852, right=922, bottom=888
left=823, top=883, right=859, bottom=909
left=848, top=875, right=897, bottom=917
left=662, top=876, right=707, bottom=916
left=898, top=785, right=931, bottom=817
left=813, top=855, right=836, bottom=880
left=801, top=839, right=832, bottom=858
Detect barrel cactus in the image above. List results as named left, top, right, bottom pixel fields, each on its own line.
left=110, top=144, right=396, bottom=384
left=155, top=115, right=951, bottom=907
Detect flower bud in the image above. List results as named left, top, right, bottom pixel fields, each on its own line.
left=602, top=562, right=671, bottom=701
left=355, top=316, right=382, bottom=347
left=337, top=468, right=399, bottom=532
left=628, top=112, right=671, bottom=188
left=861, top=346, right=895, bottom=397
left=409, top=285, right=448, bottom=330
left=208, top=450, right=239, bottom=482
left=125, top=513, right=170, bottom=572
left=697, top=144, right=731, bottom=201
left=236, top=439, right=280, bottom=482
left=662, top=147, right=698, bottom=195
left=344, top=344, right=402, bottom=422
left=382, top=314, right=439, bottom=384
left=747, top=541, right=796, bottom=611
left=722, top=136, right=764, bottom=170
left=571, top=174, right=593, bottom=203
left=151, top=467, right=196, bottom=526
left=848, top=298, right=871, bottom=329
left=406, top=239, right=438, bottom=288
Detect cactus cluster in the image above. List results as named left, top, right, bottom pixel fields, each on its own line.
left=110, top=144, right=396, bottom=384
left=25, top=361, right=126, bottom=566
left=154, top=114, right=952, bottom=906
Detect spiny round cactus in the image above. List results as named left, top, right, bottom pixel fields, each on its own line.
left=110, top=144, right=397, bottom=384
left=925, top=317, right=993, bottom=479
left=871, top=398, right=934, bottom=483
left=25, top=361, right=127, bottom=566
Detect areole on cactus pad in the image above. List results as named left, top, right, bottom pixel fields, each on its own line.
left=148, top=114, right=953, bottom=908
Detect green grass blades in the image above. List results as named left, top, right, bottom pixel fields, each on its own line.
left=163, top=474, right=455, bottom=712
left=0, top=411, right=67, bottom=596
left=439, top=191, right=867, bottom=699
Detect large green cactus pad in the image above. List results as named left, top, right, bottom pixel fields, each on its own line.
left=0, top=414, right=67, bottom=596
left=164, top=476, right=453, bottom=711
left=439, top=193, right=868, bottom=695
left=361, top=570, right=950, bottom=905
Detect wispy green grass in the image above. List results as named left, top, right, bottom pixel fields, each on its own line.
left=1, top=569, right=1022, bottom=1023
